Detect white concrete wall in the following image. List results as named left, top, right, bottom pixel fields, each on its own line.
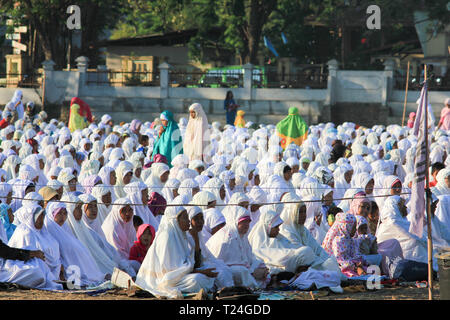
left=335, top=71, right=384, bottom=103
left=0, top=88, right=42, bottom=107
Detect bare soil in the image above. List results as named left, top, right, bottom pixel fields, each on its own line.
left=0, top=283, right=441, bottom=300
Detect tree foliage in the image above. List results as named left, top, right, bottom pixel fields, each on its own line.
left=0, top=0, right=126, bottom=69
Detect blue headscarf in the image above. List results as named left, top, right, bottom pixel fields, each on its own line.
left=0, top=203, right=15, bottom=241
left=151, top=110, right=183, bottom=167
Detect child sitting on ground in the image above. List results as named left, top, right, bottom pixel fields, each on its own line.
left=327, top=206, right=343, bottom=227
left=355, top=216, right=381, bottom=266
left=129, top=224, right=156, bottom=264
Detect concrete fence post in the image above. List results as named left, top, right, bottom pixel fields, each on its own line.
left=243, top=63, right=253, bottom=101
left=41, top=59, right=56, bottom=107
left=159, top=62, right=170, bottom=99
left=326, top=59, right=339, bottom=106
left=382, top=59, right=395, bottom=107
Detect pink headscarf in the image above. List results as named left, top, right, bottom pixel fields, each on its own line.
left=349, top=192, right=370, bottom=215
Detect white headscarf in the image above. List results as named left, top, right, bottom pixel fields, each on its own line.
left=114, top=161, right=134, bottom=198
left=431, top=168, right=450, bottom=197
left=44, top=202, right=105, bottom=285
left=124, top=181, right=159, bottom=230
left=7, top=205, right=62, bottom=290
left=91, top=184, right=112, bottom=225
left=101, top=197, right=137, bottom=259
left=205, top=206, right=262, bottom=286
left=135, top=204, right=198, bottom=299
left=248, top=209, right=315, bottom=273
left=183, top=103, right=210, bottom=162
left=63, top=194, right=123, bottom=275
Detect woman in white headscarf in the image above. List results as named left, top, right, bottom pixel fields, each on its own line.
left=376, top=195, right=437, bottom=270
left=333, top=164, right=353, bottom=201
left=161, top=178, right=180, bottom=203
left=4, top=155, right=21, bottom=182
left=206, top=206, right=269, bottom=288
left=101, top=197, right=137, bottom=261
left=10, top=179, right=36, bottom=213
left=44, top=202, right=107, bottom=286
left=248, top=209, right=316, bottom=275
left=177, top=178, right=200, bottom=203
left=169, top=154, right=190, bottom=180
left=9, top=202, right=62, bottom=280
left=135, top=204, right=215, bottom=298
left=91, top=184, right=113, bottom=225
left=221, top=169, right=237, bottom=195
left=5, top=206, right=62, bottom=290
left=9, top=89, right=24, bottom=120
left=145, top=163, right=170, bottom=195
left=351, top=172, right=375, bottom=202
left=124, top=181, right=159, bottom=230
left=247, top=186, right=268, bottom=230
left=375, top=175, right=402, bottom=210
left=431, top=168, right=450, bottom=197
left=221, top=192, right=250, bottom=224
left=431, top=195, right=450, bottom=248
left=63, top=194, right=137, bottom=277
left=187, top=205, right=235, bottom=290
left=114, top=161, right=135, bottom=199
left=183, top=103, right=211, bottom=163
left=279, top=199, right=342, bottom=276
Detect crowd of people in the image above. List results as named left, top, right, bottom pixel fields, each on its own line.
left=0, top=88, right=449, bottom=298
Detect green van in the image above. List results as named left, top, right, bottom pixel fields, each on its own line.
left=196, top=65, right=267, bottom=88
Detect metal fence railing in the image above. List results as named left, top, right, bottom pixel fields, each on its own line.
left=265, top=64, right=328, bottom=89
left=265, top=72, right=328, bottom=89
left=86, top=71, right=160, bottom=87
left=394, top=74, right=450, bottom=91
left=168, top=70, right=245, bottom=88
left=0, top=73, right=43, bottom=88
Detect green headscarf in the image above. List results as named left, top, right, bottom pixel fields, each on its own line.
left=151, top=110, right=183, bottom=167
left=276, top=107, right=308, bottom=149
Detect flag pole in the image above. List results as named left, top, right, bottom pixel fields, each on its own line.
left=423, top=64, right=434, bottom=300
left=401, top=61, right=410, bottom=127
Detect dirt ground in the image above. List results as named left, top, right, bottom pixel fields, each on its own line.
left=0, top=283, right=442, bottom=300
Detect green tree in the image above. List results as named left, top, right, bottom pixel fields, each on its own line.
left=0, top=0, right=126, bottom=69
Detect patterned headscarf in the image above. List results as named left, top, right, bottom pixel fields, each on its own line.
left=349, top=192, right=370, bottom=215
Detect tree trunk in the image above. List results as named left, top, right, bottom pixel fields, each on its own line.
left=245, top=0, right=277, bottom=65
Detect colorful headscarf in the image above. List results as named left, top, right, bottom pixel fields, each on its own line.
left=0, top=203, right=15, bottom=240
left=276, top=107, right=308, bottom=149
left=151, top=110, right=183, bottom=167
left=348, top=192, right=370, bottom=215
left=234, top=110, right=246, bottom=128
left=148, top=192, right=167, bottom=217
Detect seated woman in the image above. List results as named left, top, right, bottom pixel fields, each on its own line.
left=135, top=205, right=215, bottom=298
left=44, top=202, right=107, bottom=287
left=124, top=181, right=159, bottom=230
left=6, top=206, right=62, bottom=290
left=431, top=195, right=450, bottom=248
left=91, top=184, right=113, bottom=226
left=248, top=209, right=316, bottom=275
left=354, top=216, right=382, bottom=266
left=114, top=161, right=135, bottom=199
left=147, top=191, right=167, bottom=227
left=101, top=198, right=138, bottom=263
left=206, top=206, right=270, bottom=289
left=145, top=163, right=170, bottom=195
left=187, top=205, right=235, bottom=290
left=322, top=212, right=369, bottom=278
left=279, top=198, right=342, bottom=274
left=376, top=195, right=437, bottom=271
left=63, top=194, right=138, bottom=277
